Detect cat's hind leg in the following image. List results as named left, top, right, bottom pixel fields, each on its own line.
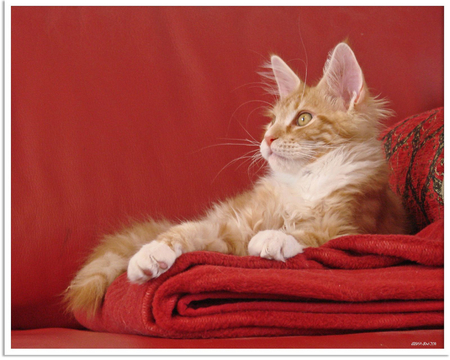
left=64, top=219, right=172, bottom=317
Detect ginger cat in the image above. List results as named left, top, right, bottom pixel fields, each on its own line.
left=65, top=42, right=409, bottom=317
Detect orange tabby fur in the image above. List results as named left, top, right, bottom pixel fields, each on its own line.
left=65, top=42, right=409, bottom=317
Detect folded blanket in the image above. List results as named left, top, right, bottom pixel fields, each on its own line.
left=75, top=220, right=443, bottom=339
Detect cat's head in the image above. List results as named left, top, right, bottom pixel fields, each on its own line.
left=260, top=42, right=391, bottom=175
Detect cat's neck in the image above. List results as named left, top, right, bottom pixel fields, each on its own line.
left=264, top=139, right=385, bottom=194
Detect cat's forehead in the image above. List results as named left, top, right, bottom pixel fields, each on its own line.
left=273, top=103, right=302, bottom=126
left=272, top=86, right=329, bottom=123
left=274, top=94, right=303, bottom=114
left=272, top=90, right=312, bottom=120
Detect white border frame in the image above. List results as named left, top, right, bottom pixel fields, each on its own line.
left=4, top=1, right=447, bottom=356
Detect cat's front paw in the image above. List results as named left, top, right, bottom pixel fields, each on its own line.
left=248, top=230, right=304, bottom=261
left=127, top=241, right=177, bottom=284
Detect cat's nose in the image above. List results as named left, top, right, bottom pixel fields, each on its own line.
left=265, top=136, right=277, bottom=146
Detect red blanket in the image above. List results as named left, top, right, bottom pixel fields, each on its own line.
left=75, top=220, right=443, bottom=339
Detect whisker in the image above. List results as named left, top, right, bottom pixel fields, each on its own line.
left=297, top=18, right=309, bottom=103
left=236, top=122, right=260, bottom=144
left=211, top=149, right=262, bottom=183
left=249, top=153, right=264, bottom=169
left=244, top=151, right=266, bottom=178
left=228, top=99, right=274, bottom=136
left=244, top=105, right=271, bottom=127
left=231, top=80, right=278, bottom=93
left=251, top=155, right=268, bottom=176
left=191, top=140, right=259, bottom=154
left=218, top=137, right=260, bottom=146
left=235, top=155, right=258, bottom=170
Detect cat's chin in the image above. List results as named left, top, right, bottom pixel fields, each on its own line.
left=269, top=153, right=283, bottom=161
left=267, top=153, right=303, bottom=175
left=260, top=144, right=286, bottom=163
left=260, top=142, right=304, bottom=175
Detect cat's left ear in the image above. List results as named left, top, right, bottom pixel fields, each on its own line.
left=318, top=43, right=365, bottom=110
left=271, top=55, right=301, bottom=98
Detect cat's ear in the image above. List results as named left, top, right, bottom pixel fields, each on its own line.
left=271, top=55, right=301, bottom=98
left=318, top=43, right=365, bottom=110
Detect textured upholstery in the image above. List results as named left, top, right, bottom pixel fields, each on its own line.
left=382, top=108, right=444, bottom=231
left=11, top=6, right=443, bottom=348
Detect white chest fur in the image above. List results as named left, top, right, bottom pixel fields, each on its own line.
left=261, top=143, right=385, bottom=226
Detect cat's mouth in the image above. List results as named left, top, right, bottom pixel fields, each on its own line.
left=260, top=140, right=290, bottom=163
left=268, top=151, right=289, bottom=162
left=263, top=145, right=289, bottom=162
left=267, top=147, right=280, bottom=159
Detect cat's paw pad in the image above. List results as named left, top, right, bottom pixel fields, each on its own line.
left=248, top=230, right=304, bottom=261
left=127, top=241, right=177, bottom=284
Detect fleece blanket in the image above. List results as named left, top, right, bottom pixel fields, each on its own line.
left=75, top=220, right=443, bottom=339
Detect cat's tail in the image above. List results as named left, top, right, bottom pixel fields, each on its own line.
left=63, top=219, right=173, bottom=318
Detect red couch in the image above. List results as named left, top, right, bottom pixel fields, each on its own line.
left=11, top=6, right=443, bottom=349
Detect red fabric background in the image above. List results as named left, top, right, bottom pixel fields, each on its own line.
left=11, top=7, right=444, bottom=330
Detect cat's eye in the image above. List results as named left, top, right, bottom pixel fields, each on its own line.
left=296, top=112, right=313, bottom=127
left=269, top=119, right=275, bottom=126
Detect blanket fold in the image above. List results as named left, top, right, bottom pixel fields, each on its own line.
left=75, top=220, right=443, bottom=339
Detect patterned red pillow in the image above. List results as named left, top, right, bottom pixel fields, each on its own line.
left=381, top=108, right=444, bottom=232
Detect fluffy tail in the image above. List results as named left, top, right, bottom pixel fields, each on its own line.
left=64, top=219, right=173, bottom=317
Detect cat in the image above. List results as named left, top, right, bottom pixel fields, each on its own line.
left=65, top=42, right=409, bottom=317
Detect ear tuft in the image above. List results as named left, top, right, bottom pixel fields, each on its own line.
left=271, top=55, right=301, bottom=98
left=319, top=43, right=365, bottom=109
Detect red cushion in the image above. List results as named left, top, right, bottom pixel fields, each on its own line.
left=74, top=221, right=443, bottom=339
left=381, top=108, right=444, bottom=231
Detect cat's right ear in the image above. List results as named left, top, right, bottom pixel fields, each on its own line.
left=271, top=55, right=301, bottom=98
left=318, top=43, right=365, bottom=111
